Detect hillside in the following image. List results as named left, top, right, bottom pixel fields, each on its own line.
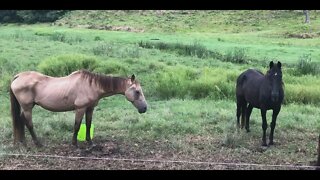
left=56, top=10, right=320, bottom=35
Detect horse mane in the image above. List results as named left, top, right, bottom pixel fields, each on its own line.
left=79, top=69, right=127, bottom=92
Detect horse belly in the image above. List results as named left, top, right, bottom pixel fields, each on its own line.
left=35, top=93, right=76, bottom=112
left=37, top=101, right=75, bottom=112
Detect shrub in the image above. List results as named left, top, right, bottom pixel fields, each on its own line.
left=37, top=54, right=98, bottom=76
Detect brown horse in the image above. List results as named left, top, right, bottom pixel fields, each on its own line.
left=10, top=69, right=147, bottom=147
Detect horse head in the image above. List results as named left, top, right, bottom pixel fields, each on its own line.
left=267, top=61, right=283, bottom=103
left=124, top=74, right=147, bottom=114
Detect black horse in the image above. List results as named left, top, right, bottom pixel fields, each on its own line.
left=236, top=61, right=284, bottom=146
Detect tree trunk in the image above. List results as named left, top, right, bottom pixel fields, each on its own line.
left=304, top=10, right=310, bottom=23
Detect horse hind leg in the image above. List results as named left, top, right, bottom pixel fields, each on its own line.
left=240, top=102, right=247, bottom=129
left=21, top=108, right=42, bottom=147
left=245, top=104, right=253, bottom=132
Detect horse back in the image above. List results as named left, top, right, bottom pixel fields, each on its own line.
left=11, top=71, right=49, bottom=90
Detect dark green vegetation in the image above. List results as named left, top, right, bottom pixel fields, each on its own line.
left=0, top=10, right=319, bottom=169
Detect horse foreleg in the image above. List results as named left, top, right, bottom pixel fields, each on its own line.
left=72, top=108, right=86, bottom=147
left=269, top=107, right=280, bottom=145
left=22, top=110, right=42, bottom=147
left=85, top=107, right=94, bottom=146
left=260, top=108, right=268, bottom=146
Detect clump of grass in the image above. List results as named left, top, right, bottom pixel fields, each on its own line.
left=138, top=40, right=223, bottom=59
left=94, top=36, right=103, bottom=41
left=37, top=54, right=98, bottom=76
left=50, top=31, right=66, bottom=42
left=223, top=48, right=249, bottom=64
left=93, top=43, right=141, bottom=58
left=154, top=66, right=239, bottom=100
left=222, top=118, right=241, bottom=148
left=295, top=54, right=319, bottom=76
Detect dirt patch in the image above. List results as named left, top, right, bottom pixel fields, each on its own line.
left=73, top=24, right=144, bottom=33
left=0, top=136, right=318, bottom=170
left=285, top=32, right=320, bottom=39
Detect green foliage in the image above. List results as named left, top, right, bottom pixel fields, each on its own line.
left=139, top=41, right=223, bottom=59
left=37, top=54, right=98, bottom=76
left=93, top=43, right=141, bottom=58
left=155, top=66, right=239, bottom=100
left=0, top=10, right=69, bottom=23
left=0, top=57, right=20, bottom=92
left=94, top=61, right=128, bottom=76
left=295, top=54, right=319, bottom=75
left=16, top=10, right=69, bottom=23
left=223, top=48, right=249, bottom=64
left=50, top=31, right=67, bottom=42
left=0, top=10, right=22, bottom=23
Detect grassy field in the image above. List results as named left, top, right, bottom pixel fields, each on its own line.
left=0, top=10, right=320, bottom=169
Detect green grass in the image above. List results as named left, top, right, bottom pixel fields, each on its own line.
left=1, top=11, right=320, bottom=168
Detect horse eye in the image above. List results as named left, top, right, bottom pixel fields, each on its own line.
left=136, top=90, right=140, bottom=95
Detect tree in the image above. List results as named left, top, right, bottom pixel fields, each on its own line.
left=0, top=10, right=69, bottom=23
left=304, top=10, right=310, bottom=23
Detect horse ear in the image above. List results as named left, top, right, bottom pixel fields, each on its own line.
left=131, top=74, right=135, bottom=82
left=269, top=61, right=274, bottom=69
left=277, top=61, right=282, bottom=69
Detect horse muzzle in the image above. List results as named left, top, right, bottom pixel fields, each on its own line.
left=271, top=93, right=279, bottom=102
left=138, top=106, right=147, bottom=114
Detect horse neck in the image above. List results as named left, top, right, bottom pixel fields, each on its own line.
left=98, top=76, right=128, bottom=97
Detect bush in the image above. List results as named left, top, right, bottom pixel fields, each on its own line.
left=37, top=54, right=98, bottom=77
left=16, top=10, right=69, bottom=23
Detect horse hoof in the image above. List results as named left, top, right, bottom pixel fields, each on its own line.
left=35, top=142, right=43, bottom=148
left=72, top=142, right=78, bottom=148
left=268, top=141, right=274, bottom=146
left=246, top=129, right=250, bottom=133
left=261, top=143, right=268, bottom=147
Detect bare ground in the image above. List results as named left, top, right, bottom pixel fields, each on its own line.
left=0, top=135, right=318, bottom=170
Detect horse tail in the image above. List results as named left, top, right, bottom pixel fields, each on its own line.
left=10, top=87, right=25, bottom=144
left=240, top=104, right=246, bottom=129
left=236, top=73, right=247, bottom=129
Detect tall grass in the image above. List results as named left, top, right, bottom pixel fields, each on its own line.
left=138, top=41, right=223, bottom=60
left=37, top=54, right=98, bottom=76
left=154, top=66, right=240, bottom=100
left=295, top=54, right=319, bottom=76
left=139, top=41, right=251, bottom=64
